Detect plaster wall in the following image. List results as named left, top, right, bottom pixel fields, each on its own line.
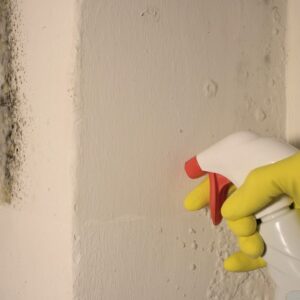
left=286, top=0, right=300, bottom=144
left=0, top=0, right=290, bottom=299
left=0, top=0, right=78, bottom=299
left=76, top=1, right=286, bottom=300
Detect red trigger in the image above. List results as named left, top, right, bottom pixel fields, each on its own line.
left=209, top=173, right=232, bottom=225
left=184, top=156, right=232, bottom=225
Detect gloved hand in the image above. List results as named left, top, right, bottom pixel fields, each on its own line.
left=184, top=152, right=300, bottom=272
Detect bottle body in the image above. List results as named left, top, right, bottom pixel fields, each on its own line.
left=260, top=208, right=300, bottom=299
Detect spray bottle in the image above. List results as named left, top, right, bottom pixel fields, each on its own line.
left=184, top=131, right=300, bottom=300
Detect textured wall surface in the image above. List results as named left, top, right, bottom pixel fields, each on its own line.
left=286, top=0, right=300, bottom=144
left=0, top=0, right=289, bottom=299
left=75, top=1, right=286, bottom=299
left=0, top=0, right=78, bottom=299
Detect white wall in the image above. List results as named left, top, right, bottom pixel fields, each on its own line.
left=75, top=1, right=285, bottom=299
left=0, top=1, right=78, bottom=299
left=286, top=0, right=300, bottom=144
left=0, top=0, right=291, bottom=299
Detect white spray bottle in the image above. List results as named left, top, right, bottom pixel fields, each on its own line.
left=185, top=131, right=300, bottom=300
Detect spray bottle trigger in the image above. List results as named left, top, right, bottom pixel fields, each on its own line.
left=209, top=173, right=232, bottom=225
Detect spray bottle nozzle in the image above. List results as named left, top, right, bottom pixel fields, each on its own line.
left=185, top=156, right=206, bottom=179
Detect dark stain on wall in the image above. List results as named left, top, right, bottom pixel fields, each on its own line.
left=0, top=0, right=23, bottom=203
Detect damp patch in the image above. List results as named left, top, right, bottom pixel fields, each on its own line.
left=0, top=0, right=22, bottom=203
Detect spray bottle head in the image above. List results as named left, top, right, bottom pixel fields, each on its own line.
left=184, top=131, right=298, bottom=224
left=185, top=156, right=232, bottom=225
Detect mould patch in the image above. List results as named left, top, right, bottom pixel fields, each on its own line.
left=0, top=0, right=23, bottom=203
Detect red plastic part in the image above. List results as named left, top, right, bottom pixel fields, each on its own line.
left=209, top=173, right=232, bottom=225
left=184, top=156, right=207, bottom=179
left=184, top=156, right=232, bottom=225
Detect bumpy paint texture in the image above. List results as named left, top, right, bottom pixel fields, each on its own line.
left=75, top=0, right=286, bottom=299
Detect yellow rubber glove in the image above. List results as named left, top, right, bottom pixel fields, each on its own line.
left=185, top=152, right=300, bottom=272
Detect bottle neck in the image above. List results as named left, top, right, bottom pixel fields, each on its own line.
left=255, top=196, right=293, bottom=221
left=260, top=206, right=292, bottom=223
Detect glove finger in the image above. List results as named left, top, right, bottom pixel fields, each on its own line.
left=270, top=152, right=300, bottom=209
left=221, top=163, right=283, bottom=220
left=227, top=216, right=257, bottom=236
left=184, top=177, right=210, bottom=211
left=238, top=232, right=265, bottom=258
left=227, top=184, right=237, bottom=197
left=224, top=251, right=266, bottom=272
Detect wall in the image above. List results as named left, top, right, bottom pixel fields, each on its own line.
left=286, top=0, right=300, bottom=144
left=75, top=1, right=286, bottom=300
left=0, top=0, right=290, bottom=299
left=0, top=0, right=78, bottom=299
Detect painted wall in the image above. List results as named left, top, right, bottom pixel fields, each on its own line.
left=75, top=1, right=286, bottom=300
left=286, top=0, right=300, bottom=144
left=0, top=0, right=291, bottom=299
left=0, top=0, right=78, bottom=299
